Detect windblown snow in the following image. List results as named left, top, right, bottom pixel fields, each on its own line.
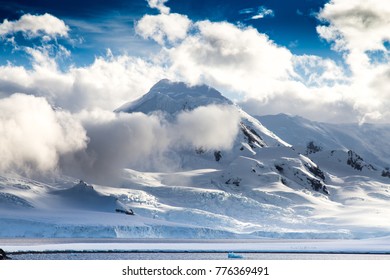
left=1, top=80, right=389, bottom=239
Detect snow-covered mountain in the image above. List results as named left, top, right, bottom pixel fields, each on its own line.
left=1, top=80, right=389, bottom=239
left=258, top=114, right=390, bottom=180
left=116, top=79, right=233, bottom=114
left=259, top=113, right=390, bottom=167
left=116, top=79, right=288, bottom=149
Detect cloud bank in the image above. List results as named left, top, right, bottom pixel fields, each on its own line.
left=133, top=1, right=390, bottom=123
left=0, top=91, right=240, bottom=181
left=2, top=8, right=390, bottom=125
left=62, top=105, right=240, bottom=182
left=0, top=51, right=167, bottom=112
left=0, top=93, right=86, bottom=175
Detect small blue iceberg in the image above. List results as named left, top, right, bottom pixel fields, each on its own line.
left=228, top=252, right=244, bottom=259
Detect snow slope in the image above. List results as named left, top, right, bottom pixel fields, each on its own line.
left=1, top=81, right=390, bottom=240
left=259, top=113, right=390, bottom=167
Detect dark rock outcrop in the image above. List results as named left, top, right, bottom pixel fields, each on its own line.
left=225, top=178, right=241, bottom=187
left=214, top=151, right=222, bottom=162
left=115, top=208, right=134, bottom=215
left=0, top=249, right=11, bottom=260
left=382, top=168, right=390, bottom=178
left=275, top=164, right=284, bottom=172
left=305, top=163, right=326, bottom=180
left=347, top=150, right=376, bottom=171
left=306, top=141, right=322, bottom=155
left=240, top=122, right=265, bottom=148
left=307, top=178, right=329, bottom=195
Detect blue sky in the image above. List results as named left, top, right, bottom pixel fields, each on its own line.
left=0, top=0, right=389, bottom=124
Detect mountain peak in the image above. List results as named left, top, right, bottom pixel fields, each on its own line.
left=116, top=79, right=232, bottom=115
left=148, top=78, right=177, bottom=91
left=149, top=79, right=225, bottom=98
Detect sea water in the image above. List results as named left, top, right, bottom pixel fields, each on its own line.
left=10, top=252, right=390, bottom=260
left=3, top=238, right=390, bottom=260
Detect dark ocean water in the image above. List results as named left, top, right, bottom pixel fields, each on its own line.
left=3, top=238, right=390, bottom=260
left=9, top=252, right=390, bottom=260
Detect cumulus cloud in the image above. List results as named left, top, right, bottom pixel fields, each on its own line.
left=317, top=0, right=390, bottom=53
left=136, top=13, right=191, bottom=45
left=0, top=94, right=87, bottom=175
left=0, top=13, right=69, bottom=38
left=147, top=0, right=171, bottom=14
left=164, top=20, right=294, bottom=97
left=313, top=0, right=390, bottom=122
left=64, top=55, right=168, bottom=111
left=0, top=50, right=168, bottom=112
left=317, top=0, right=390, bottom=75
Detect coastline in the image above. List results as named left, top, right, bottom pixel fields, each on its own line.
left=2, top=237, right=390, bottom=255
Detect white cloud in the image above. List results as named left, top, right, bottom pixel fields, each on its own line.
left=293, top=55, right=348, bottom=86
left=313, top=0, right=390, bottom=123
left=174, top=105, right=240, bottom=150
left=317, top=0, right=390, bottom=75
left=239, top=76, right=365, bottom=122
left=251, top=6, right=275, bottom=20
left=239, top=6, right=274, bottom=20
left=0, top=13, right=69, bottom=38
left=147, top=0, right=170, bottom=14
left=62, top=105, right=240, bottom=182
left=25, top=47, right=60, bottom=71
left=0, top=93, right=87, bottom=175
left=134, top=9, right=390, bottom=124
left=165, top=20, right=294, bottom=98
left=136, top=13, right=191, bottom=45
left=64, top=55, right=168, bottom=111
left=317, top=0, right=390, bottom=52
left=65, top=109, right=170, bottom=179
left=239, top=8, right=255, bottom=15
left=0, top=50, right=168, bottom=112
